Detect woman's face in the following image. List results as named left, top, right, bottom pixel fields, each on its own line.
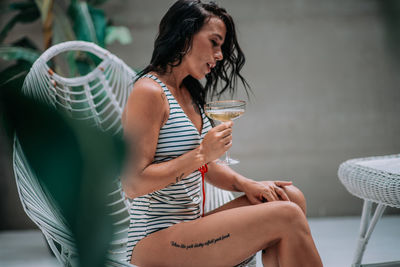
left=182, top=16, right=226, bottom=80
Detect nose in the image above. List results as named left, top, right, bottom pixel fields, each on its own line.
left=214, top=49, right=223, bottom=61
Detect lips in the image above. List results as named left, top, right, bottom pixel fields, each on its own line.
left=206, top=62, right=216, bottom=73
left=207, top=62, right=216, bottom=69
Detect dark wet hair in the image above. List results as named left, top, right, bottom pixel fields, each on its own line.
left=139, top=0, right=250, bottom=108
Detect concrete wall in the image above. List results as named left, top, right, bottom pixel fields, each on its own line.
left=105, top=0, right=400, bottom=216
left=1, top=0, right=399, bottom=229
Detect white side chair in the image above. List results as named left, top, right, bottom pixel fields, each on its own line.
left=338, top=154, right=400, bottom=267
left=14, top=40, right=235, bottom=266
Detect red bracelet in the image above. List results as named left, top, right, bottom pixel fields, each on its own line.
left=198, top=164, right=208, bottom=217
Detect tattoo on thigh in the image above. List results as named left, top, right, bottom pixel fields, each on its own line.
left=170, top=233, right=230, bottom=250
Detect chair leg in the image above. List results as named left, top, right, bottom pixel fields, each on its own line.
left=352, top=200, right=386, bottom=267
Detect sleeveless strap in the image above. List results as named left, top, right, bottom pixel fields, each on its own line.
left=141, top=74, right=176, bottom=105
left=141, top=74, right=167, bottom=93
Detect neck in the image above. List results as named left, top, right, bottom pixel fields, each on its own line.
left=159, top=65, right=188, bottom=90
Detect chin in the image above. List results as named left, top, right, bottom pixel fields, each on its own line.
left=192, top=73, right=206, bottom=80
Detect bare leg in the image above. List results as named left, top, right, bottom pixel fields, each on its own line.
left=131, top=185, right=322, bottom=267
left=260, top=184, right=308, bottom=267
left=206, top=185, right=306, bottom=216
left=263, top=245, right=279, bottom=267
left=208, top=184, right=308, bottom=267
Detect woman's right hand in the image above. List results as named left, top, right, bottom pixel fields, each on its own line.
left=199, top=121, right=233, bottom=163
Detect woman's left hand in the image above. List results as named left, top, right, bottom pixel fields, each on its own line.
left=243, top=180, right=293, bottom=205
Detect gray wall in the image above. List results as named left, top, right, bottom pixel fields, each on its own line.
left=104, top=0, right=400, bottom=216
left=1, top=0, right=399, bottom=229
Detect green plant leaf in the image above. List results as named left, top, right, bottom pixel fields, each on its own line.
left=0, top=46, right=40, bottom=63
left=75, top=52, right=99, bottom=76
left=67, top=2, right=107, bottom=47
left=34, top=0, right=52, bottom=22
left=11, top=36, right=40, bottom=50
left=52, top=1, right=76, bottom=44
left=11, top=4, right=40, bottom=24
left=0, top=3, right=40, bottom=43
left=0, top=89, right=127, bottom=267
left=66, top=51, right=79, bottom=77
left=8, top=1, right=36, bottom=11
left=87, top=0, right=110, bottom=6
left=88, top=4, right=106, bottom=47
left=0, top=61, right=31, bottom=89
left=68, top=1, right=98, bottom=44
left=0, top=16, right=20, bottom=43
left=105, top=26, right=132, bottom=45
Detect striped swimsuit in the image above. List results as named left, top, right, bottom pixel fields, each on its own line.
left=126, top=74, right=212, bottom=260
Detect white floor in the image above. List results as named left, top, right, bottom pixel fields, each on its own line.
left=308, top=216, right=400, bottom=267
left=1, top=216, right=399, bottom=267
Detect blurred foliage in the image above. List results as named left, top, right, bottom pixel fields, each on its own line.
left=0, top=0, right=132, bottom=93
left=0, top=83, right=126, bottom=267
left=0, top=0, right=132, bottom=266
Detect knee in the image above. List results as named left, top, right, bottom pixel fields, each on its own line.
left=284, top=185, right=307, bottom=215
left=277, top=201, right=304, bottom=221
left=276, top=201, right=310, bottom=234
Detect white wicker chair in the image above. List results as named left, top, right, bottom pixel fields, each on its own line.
left=14, top=40, right=234, bottom=266
left=338, top=154, right=400, bottom=267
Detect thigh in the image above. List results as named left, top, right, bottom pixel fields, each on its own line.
left=131, top=201, right=293, bottom=267
left=207, top=183, right=305, bottom=216
left=205, top=194, right=251, bottom=216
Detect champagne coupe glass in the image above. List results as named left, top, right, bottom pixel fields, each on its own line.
left=204, top=100, right=246, bottom=165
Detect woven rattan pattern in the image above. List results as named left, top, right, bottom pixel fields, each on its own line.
left=338, top=154, right=400, bottom=209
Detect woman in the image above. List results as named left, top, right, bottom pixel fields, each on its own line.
left=122, top=0, right=323, bottom=266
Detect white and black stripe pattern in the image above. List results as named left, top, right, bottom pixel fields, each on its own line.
left=126, top=74, right=212, bottom=261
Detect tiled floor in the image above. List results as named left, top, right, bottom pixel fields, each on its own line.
left=308, top=216, right=400, bottom=267
left=1, top=216, right=399, bottom=267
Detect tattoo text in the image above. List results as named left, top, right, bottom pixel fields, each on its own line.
left=170, top=233, right=231, bottom=249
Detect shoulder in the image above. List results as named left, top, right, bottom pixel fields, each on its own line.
left=123, top=76, right=168, bottom=126
left=125, top=76, right=168, bottom=111
left=131, top=77, right=165, bottom=100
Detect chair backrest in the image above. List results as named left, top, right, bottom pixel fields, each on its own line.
left=14, top=41, right=135, bottom=266
left=22, top=40, right=136, bottom=135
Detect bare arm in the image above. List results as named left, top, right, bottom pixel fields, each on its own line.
left=205, top=160, right=293, bottom=204
left=122, top=78, right=233, bottom=199
left=205, top=162, right=251, bottom=192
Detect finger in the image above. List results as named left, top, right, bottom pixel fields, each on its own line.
left=270, top=189, right=279, bottom=201
left=251, top=195, right=263, bottom=205
left=220, top=127, right=232, bottom=138
left=275, top=181, right=293, bottom=187
left=225, top=121, right=233, bottom=128
left=216, top=121, right=233, bottom=130
left=262, top=191, right=276, bottom=202
left=275, top=186, right=290, bottom=201
left=224, top=140, right=232, bottom=148
left=222, top=133, right=232, bottom=143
